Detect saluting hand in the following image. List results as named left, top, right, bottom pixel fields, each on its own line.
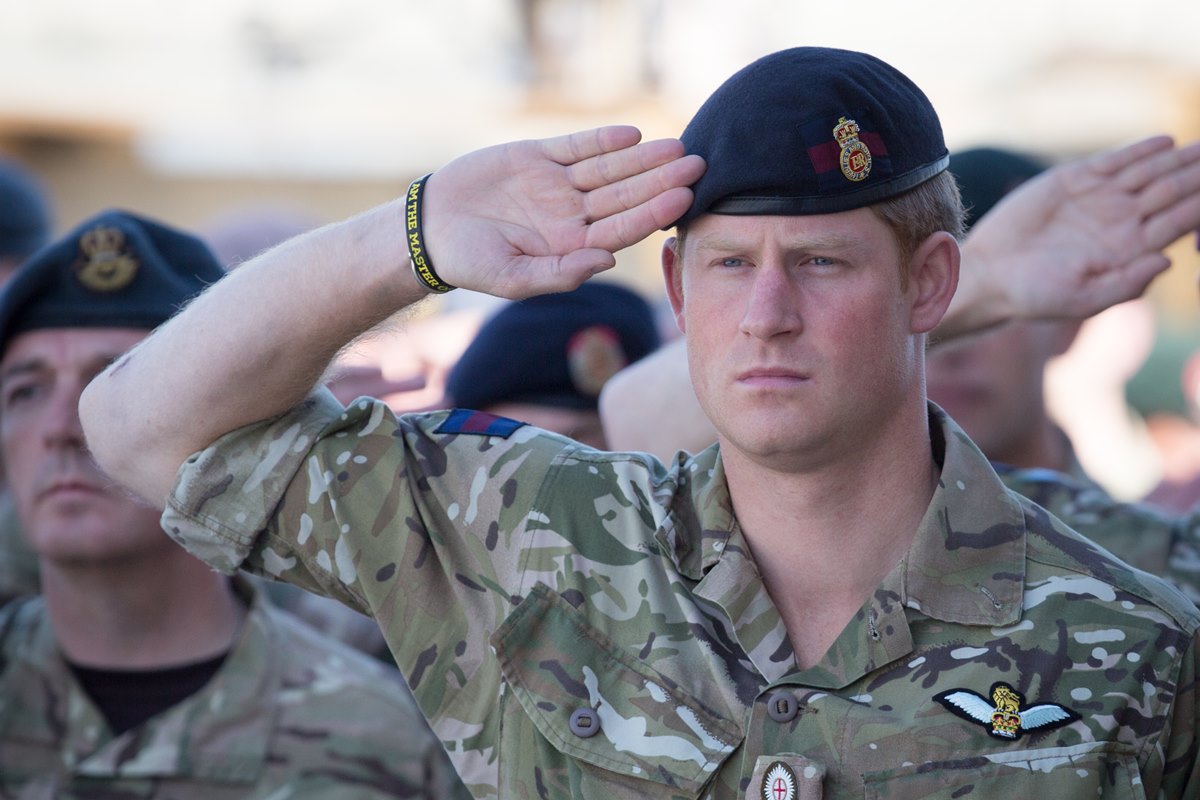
left=962, top=135, right=1200, bottom=323
left=419, top=126, right=706, bottom=298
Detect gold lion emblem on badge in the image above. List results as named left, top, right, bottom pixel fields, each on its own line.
left=833, top=116, right=872, bottom=182
left=75, top=226, right=139, bottom=292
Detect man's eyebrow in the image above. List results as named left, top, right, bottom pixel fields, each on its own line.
left=0, top=351, right=126, bottom=385
left=691, top=232, right=859, bottom=252
left=0, top=359, right=43, bottom=385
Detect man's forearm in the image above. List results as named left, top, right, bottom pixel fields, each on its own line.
left=79, top=127, right=707, bottom=506
left=80, top=200, right=426, bottom=505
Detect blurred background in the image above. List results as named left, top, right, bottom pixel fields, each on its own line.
left=3, top=0, right=1199, bottom=496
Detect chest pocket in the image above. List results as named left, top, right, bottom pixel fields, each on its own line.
left=863, top=741, right=1144, bottom=800
left=492, top=583, right=741, bottom=799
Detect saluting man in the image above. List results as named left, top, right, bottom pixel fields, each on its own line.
left=80, top=49, right=1200, bottom=798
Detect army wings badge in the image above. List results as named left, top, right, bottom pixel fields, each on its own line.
left=934, top=682, right=1078, bottom=740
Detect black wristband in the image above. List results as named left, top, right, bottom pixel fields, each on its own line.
left=405, top=173, right=455, bottom=294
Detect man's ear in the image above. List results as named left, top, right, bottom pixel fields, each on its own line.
left=661, top=236, right=686, bottom=335
left=908, top=231, right=960, bottom=334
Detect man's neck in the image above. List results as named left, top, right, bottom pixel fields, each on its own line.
left=721, top=404, right=939, bottom=668
left=40, top=550, right=245, bottom=669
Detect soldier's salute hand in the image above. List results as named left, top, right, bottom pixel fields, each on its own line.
left=942, top=136, right=1200, bottom=340
left=79, top=125, right=705, bottom=505
left=420, top=126, right=706, bottom=298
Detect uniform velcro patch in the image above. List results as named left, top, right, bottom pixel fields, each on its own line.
left=435, top=408, right=526, bottom=438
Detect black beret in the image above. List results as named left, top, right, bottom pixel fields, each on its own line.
left=446, top=282, right=660, bottom=411
left=674, top=47, right=949, bottom=227
left=0, top=209, right=226, bottom=352
left=949, top=147, right=1046, bottom=230
left=0, top=159, right=52, bottom=259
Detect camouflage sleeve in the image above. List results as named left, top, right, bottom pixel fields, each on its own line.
left=1158, top=628, right=1200, bottom=797
left=163, top=390, right=580, bottom=733
left=162, top=391, right=350, bottom=577
left=1166, top=510, right=1200, bottom=605
left=999, top=466, right=1200, bottom=604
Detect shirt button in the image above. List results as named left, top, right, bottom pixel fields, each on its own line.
left=569, top=707, right=601, bottom=738
left=766, top=690, right=798, bottom=723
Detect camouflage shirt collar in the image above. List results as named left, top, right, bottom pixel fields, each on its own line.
left=2, top=577, right=276, bottom=782
left=904, top=405, right=1025, bottom=627
left=659, top=442, right=736, bottom=581
left=679, top=406, right=1026, bottom=627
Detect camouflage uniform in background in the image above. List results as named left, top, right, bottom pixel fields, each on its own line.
left=999, top=465, right=1200, bottom=604
left=162, top=392, right=1200, bottom=799
left=0, top=490, right=38, bottom=604
left=0, top=576, right=471, bottom=800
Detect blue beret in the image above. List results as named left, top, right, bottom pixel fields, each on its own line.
left=950, top=147, right=1046, bottom=230
left=446, top=282, right=660, bottom=411
left=0, top=159, right=51, bottom=259
left=0, top=209, right=226, bottom=352
left=674, top=47, right=949, bottom=227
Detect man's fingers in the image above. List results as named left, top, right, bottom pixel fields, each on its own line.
left=580, top=154, right=705, bottom=226
left=1113, top=253, right=1172, bottom=299
left=1134, top=142, right=1200, bottom=222
left=492, top=251, right=616, bottom=299
left=567, top=137, right=691, bottom=193
left=1110, top=138, right=1200, bottom=194
left=585, top=186, right=697, bottom=252
left=1064, top=253, right=1169, bottom=321
left=1087, top=135, right=1174, bottom=184
left=560, top=248, right=618, bottom=279
left=1143, top=190, right=1200, bottom=251
left=540, top=126, right=644, bottom=170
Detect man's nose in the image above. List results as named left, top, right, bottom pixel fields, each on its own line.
left=739, top=265, right=803, bottom=340
left=42, top=387, right=88, bottom=449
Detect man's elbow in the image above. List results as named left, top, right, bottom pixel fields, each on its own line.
left=79, top=376, right=174, bottom=507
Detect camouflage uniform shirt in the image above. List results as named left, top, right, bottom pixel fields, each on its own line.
left=0, top=576, right=470, bottom=799
left=998, top=464, right=1200, bottom=604
left=0, top=490, right=38, bottom=604
left=161, top=392, right=1200, bottom=799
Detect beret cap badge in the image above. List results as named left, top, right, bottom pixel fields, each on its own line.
left=834, top=116, right=872, bottom=182
left=74, top=226, right=139, bottom=292
left=672, top=47, right=949, bottom=225
left=566, top=324, right=627, bottom=398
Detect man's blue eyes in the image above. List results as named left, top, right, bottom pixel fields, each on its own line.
left=718, top=257, right=834, bottom=267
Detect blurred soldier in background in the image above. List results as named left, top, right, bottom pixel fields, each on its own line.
left=0, top=209, right=468, bottom=798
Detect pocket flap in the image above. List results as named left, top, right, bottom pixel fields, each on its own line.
left=493, top=583, right=741, bottom=794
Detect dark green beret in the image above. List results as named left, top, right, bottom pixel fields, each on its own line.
left=674, top=47, right=950, bottom=227
left=949, top=147, right=1046, bottom=230
left=0, top=159, right=51, bottom=259
left=446, top=282, right=660, bottom=411
left=0, top=209, right=226, bottom=352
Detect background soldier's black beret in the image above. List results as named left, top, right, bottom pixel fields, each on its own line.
left=673, top=47, right=950, bottom=227
left=949, top=147, right=1047, bottom=230
left=0, top=159, right=52, bottom=259
left=445, top=281, right=660, bottom=411
left=0, top=209, right=226, bottom=351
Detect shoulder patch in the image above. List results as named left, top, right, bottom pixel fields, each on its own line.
left=761, top=761, right=798, bottom=800
left=435, top=408, right=526, bottom=438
